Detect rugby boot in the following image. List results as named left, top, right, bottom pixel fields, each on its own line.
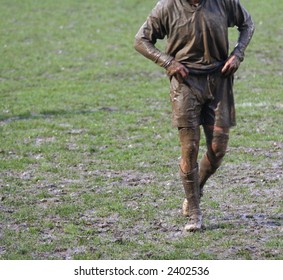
left=179, top=166, right=203, bottom=232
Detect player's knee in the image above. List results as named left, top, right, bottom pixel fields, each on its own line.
left=179, top=127, right=200, bottom=154
left=184, top=140, right=199, bottom=154
left=213, top=145, right=227, bottom=160
left=208, top=131, right=229, bottom=168
left=179, top=127, right=200, bottom=143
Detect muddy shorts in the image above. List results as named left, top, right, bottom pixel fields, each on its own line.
left=169, top=72, right=236, bottom=128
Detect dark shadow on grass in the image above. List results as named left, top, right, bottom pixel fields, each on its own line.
left=0, top=107, right=118, bottom=123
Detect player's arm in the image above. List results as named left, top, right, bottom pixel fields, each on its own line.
left=134, top=2, right=188, bottom=79
left=222, top=0, right=255, bottom=76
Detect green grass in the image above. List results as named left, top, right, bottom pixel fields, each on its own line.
left=0, top=0, right=282, bottom=260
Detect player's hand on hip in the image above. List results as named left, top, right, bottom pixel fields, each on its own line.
left=221, top=55, right=241, bottom=76
left=166, top=59, right=189, bottom=80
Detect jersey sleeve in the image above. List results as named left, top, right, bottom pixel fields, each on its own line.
left=134, top=1, right=173, bottom=68
left=226, top=0, right=255, bottom=61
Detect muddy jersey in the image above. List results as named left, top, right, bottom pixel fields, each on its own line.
left=134, top=0, right=254, bottom=72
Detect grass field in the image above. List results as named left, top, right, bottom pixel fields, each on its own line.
left=0, top=0, right=282, bottom=260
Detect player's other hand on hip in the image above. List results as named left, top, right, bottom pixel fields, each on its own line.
left=221, top=55, right=241, bottom=76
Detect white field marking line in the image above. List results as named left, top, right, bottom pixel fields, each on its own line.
left=237, top=102, right=283, bottom=108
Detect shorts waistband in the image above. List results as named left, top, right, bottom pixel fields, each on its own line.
left=186, top=62, right=224, bottom=75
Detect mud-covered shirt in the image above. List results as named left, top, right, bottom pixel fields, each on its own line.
left=134, top=0, right=254, bottom=72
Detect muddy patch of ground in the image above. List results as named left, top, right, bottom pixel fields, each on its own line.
left=0, top=145, right=282, bottom=259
